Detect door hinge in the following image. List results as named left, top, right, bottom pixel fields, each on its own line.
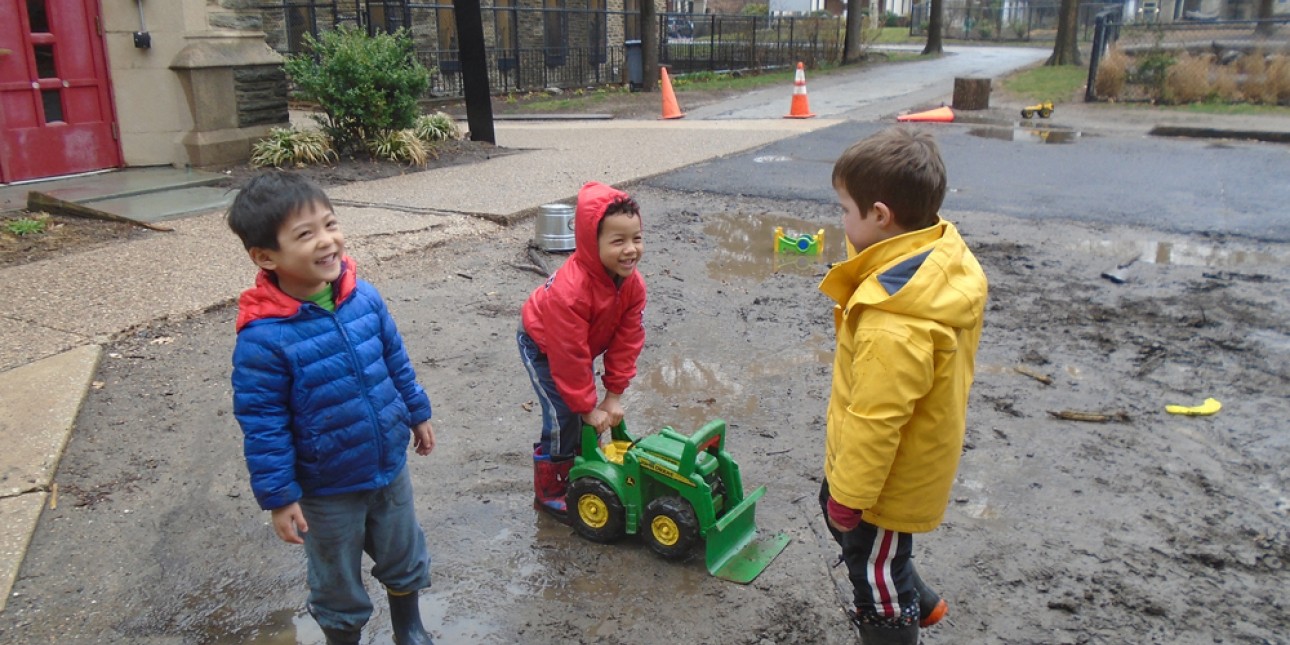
left=96, top=16, right=103, bottom=37
left=112, top=122, right=119, bottom=140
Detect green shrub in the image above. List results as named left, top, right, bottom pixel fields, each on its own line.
left=250, top=127, right=336, bottom=168
left=368, top=129, right=432, bottom=165
left=285, top=26, right=431, bottom=155
left=412, top=112, right=462, bottom=143
left=740, top=3, right=768, bottom=16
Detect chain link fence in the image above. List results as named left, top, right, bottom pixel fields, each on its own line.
left=908, top=1, right=1121, bottom=42
left=1086, top=15, right=1290, bottom=103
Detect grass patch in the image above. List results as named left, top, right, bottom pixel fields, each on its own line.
left=516, top=86, right=632, bottom=111
left=1153, top=101, right=1290, bottom=116
left=1002, top=64, right=1088, bottom=103
left=873, top=27, right=919, bottom=44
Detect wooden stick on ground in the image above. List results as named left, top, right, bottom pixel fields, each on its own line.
left=1014, top=365, right=1054, bottom=385
left=1047, top=409, right=1132, bottom=423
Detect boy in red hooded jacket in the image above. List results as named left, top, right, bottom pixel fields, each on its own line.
left=518, top=181, right=646, bottom=521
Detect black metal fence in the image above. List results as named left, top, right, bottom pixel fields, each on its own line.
left=1085, top=15, right=1290, bottom=102
left=909, top=2, right=1122, bottom=42
left=661, top=15, right=845, bottom=73
left=253, top=1, right=843, bottom=99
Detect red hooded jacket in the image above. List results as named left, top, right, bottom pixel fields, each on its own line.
left=521, top=182, right=647, bottom=414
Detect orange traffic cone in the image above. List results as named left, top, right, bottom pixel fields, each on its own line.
left=660, top=67, right=685, bottom=120
left=784, top=62, right=816, bottom=119
left=897, top=106, right=955, bottom=123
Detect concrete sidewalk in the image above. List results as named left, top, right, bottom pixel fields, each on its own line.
left=0, top=117, right=836, bottom=612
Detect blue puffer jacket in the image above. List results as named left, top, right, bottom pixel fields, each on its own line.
left=231, top=257, right=432, bottom=510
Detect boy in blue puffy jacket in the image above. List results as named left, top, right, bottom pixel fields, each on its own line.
left=227, top=171, right=437, bottom=645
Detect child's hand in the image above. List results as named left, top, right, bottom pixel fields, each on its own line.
left=412, top=420, right=436, bottom=456
left=271, top=503, right=308, bottom=545
left=597, top=392, right=625, bottom=427
left=582, top=409, right=611, bottom=434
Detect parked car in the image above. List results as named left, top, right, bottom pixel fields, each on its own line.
left=667, top=16, right=694, bottom=39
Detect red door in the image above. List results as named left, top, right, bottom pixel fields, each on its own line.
left=0, top=0, right=122, bottom=183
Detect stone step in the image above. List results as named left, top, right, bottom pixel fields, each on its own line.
left=84, top=186, right=237, bottom=224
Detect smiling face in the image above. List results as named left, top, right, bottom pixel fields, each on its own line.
left=597, top=212, right=644, bottom=280
left=250, top=200, right=346, bottom=300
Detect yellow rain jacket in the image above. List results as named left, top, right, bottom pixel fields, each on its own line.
left=818, top=220, right=987, bottom=533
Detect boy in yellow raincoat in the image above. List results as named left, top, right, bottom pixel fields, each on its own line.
left=817, top=127, right=987, bottom=645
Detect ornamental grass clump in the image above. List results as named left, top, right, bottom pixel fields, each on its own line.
left=412, top=112, right=462, bottom=143
left=1095, top=48, right=1129, bottom=99
left=250, top=127, right=336, bottom=168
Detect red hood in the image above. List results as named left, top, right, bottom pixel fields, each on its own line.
left=571, top=181, right=637, bottom=282
left=235, top=255, right=358, bottom=332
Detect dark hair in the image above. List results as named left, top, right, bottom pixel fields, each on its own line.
left=831, top=126, right=946, bottom=231
left=226, top=171, right=333, bottom=250
left=597, top=195, right=641, bottom=237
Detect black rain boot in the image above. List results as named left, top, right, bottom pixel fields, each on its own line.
left=388, top=591, right=435, bottom=645
left=910, top=566, right=948, bottom=627
left=320, top=626, right=361, bottom=645
left=855, top=622, right=919, bottom=645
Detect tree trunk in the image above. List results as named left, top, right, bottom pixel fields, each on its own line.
left=922, top=0, right=944, bottom=55
left=643, top=1, right=658, bottom=91
left=843, top=0, right=865, bottom=63
left=1255, top=0, right=1276, bottom=36
left=952, top=77, right=991, bottom=109
left=1046, top=0, right=1081, bottom=66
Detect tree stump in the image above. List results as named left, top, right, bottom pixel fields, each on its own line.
left=952, top=77, right=991, bottom=111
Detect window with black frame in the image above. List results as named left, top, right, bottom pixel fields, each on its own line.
left=588, top=0, right=607, bottom=64
left=494, top=0, right=519, bottom=72
left=436, top=2, right=461, bottom=73
left=624, top=0, right=640, bottom=41
left=544, top=0, right=568, bottom=67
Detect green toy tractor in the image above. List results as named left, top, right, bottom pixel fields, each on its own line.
left=567, top=419, right=790, bottom=583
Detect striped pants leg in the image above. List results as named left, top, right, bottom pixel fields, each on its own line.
left=819, top=479, right=920, bottom=627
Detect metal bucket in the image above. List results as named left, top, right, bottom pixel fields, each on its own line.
left=534, top=203, right=576, bottom=252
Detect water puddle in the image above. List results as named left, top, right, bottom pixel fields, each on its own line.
left=634, top=352, right=759, bottom=431
left=1072, top=239, right=1281, bottom=268
left=967, top=126, right=1081, bottom=144
left=753, top=155, right=793, bottom=163
left=703, top=211, right=843, bottom=281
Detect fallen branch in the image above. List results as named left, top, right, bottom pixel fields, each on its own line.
left=1047, top=409, right=1132, bottom=423
left=1014, top=365, right=1054, bottom=385
left=509, top=262, right=548, bottom=277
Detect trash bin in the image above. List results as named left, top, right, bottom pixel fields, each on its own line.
left=625, top=40, right=643, bottom=90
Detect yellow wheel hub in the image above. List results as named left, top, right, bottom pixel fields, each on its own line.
left=651, top=515, right=680, bottom=546
left=578, top=495, right=609, bottom=528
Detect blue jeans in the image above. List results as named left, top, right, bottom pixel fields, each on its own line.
left=298, top=466, right=431, bottom=631
left=517, top=329, right=583, bottom=460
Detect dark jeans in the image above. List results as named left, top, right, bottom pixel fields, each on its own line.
left=517, top=329, right=584, bottom=460
left=819, top=479, right=919, bottom=627
left=299, top=466, right=431, bottom=631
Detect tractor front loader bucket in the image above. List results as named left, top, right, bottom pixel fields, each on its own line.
left=704, top=485, right=790, bottom=583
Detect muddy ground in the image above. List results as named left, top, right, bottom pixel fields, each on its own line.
left=0, top=181, right=1286, bottom=644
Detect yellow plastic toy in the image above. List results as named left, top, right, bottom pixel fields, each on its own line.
left=774, top=226, right=824, bottom=255
left=1165, top=397, right=1222, bottom=416
left=1021, top=101, right=1054, bottom=119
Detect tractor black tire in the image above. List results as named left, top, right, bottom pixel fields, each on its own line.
left=1039, top=108, right=1053, bottom=118
left=1020, top=109, right=1035, bottom=119
left=642, top=496, right=700, bottom=561
left=568, top=478, right=626, bottom=543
